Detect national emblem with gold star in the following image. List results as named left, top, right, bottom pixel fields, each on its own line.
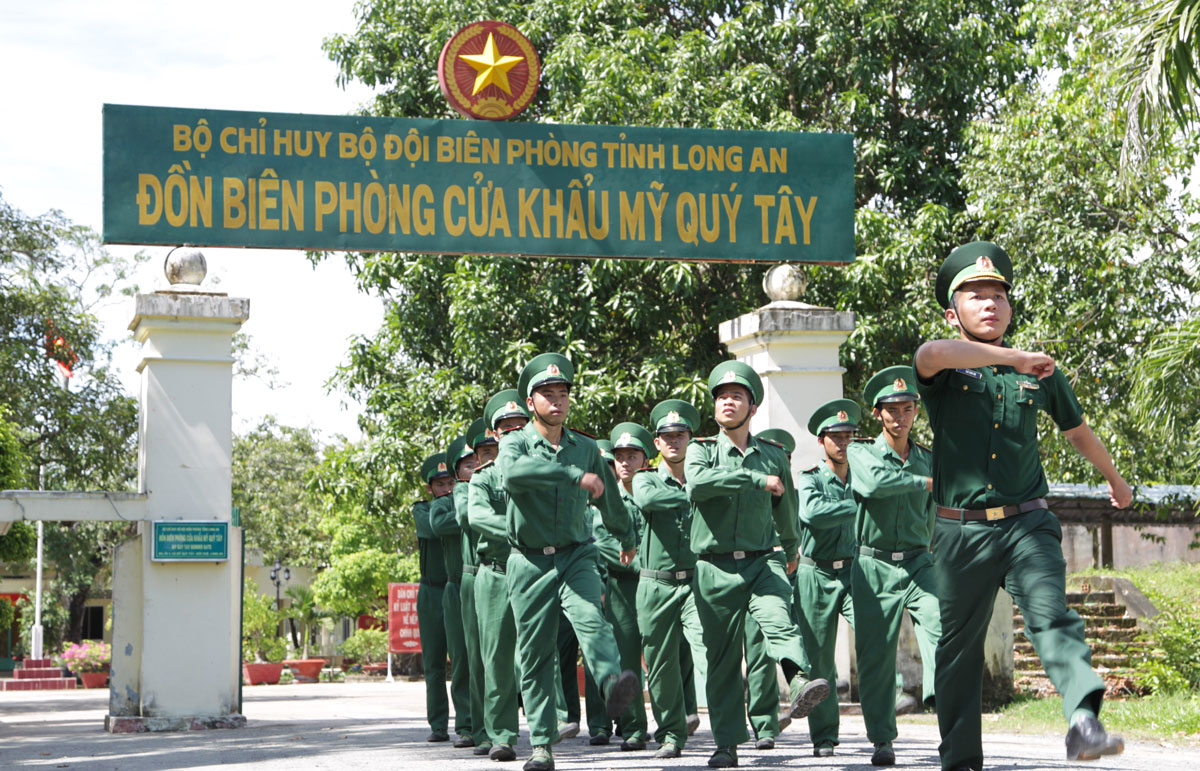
left=438, top=21, right=540, bottom=120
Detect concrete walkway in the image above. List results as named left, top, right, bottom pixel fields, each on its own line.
left=0, top=680, right=1192, bottom=770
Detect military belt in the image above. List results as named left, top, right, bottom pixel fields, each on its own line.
left=480, top=558, right=507, bottom=574
left=936, top=497, right=1048, bottom=522
left=799, top=555, right=853, bottom=570
left=511, top=541, right=585, bottom=557
left=611, top=569, right=640, bottom=582
left=419, top=577, right=447, bottom=588
left=639, top=568, right=696, bottom=583
left=462, top=565, right=477, bottom=576
left=858, top=545, right=927, bottom=563
left=699, top=548, right=773, bottom=562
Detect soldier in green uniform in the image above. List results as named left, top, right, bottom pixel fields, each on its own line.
left=686, top=360, right=830, bottom=769
left=845, top=368, right=939, bottom=766
left=428, top=433, right=477, bottom=746
left=915, top=242, right=1132, bottom=770
left=604, top=422, right=654, bottom=751
left=578, top=440, right=618, bottom=746
left=633, top=399, right=705, bottom=759
left=468, top=390, right=530, bottom=762
left=499, top=353, right=641, bottom=771
left=415, top=453, right=455, bottom=742
left=795, top=402, right=859, bottom=757
left=457, top=417, right=490, bottom=755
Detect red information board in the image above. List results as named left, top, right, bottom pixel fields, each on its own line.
left=388, top=583, right=421, bottom=654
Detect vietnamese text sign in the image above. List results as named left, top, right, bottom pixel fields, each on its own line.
left=151, top=520, right=229, bottom=562
left=388, top=582, right=421, bottom=654
left=103, top=104, right=854, bottom=263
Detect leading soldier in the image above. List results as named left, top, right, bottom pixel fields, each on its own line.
left=414, top=453, right=456, bottom=742
left=498, top=353, right=641, bottom=771
left=915, top=242, right=1132, bottom=770
left=686, top=360, right=830, bottom=769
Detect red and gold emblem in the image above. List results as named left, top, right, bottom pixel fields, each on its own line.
left=547, top=363, right=561, bottom=376
left=437, top=462, right=448, bottom=473
left=504, top=400, right=519, bottom=413
left=837, top=410, right=849, bottom=421
left=665, top=411, right=682, bottom=425
left=976, top=256, right=994, bottom=271
left=618, top=432, right=633, bottom=446
left=893, top=378, right=907, bottom=391
left=722, top=370, right=738, bottom=383
left=438, top=21, right=540, bottom=120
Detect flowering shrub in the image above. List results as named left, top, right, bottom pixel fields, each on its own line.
left=57, top=640, right=112, bottom=674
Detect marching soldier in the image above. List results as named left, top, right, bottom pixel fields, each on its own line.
left=796, top=403, right=860, bottom=757
left=632, top=399, right=705, bottom=759
left=498, top=353, right=641, bottom=771
left=686, top=360, right=830, bottom=768
left=414, top=453, right=455, bottom=742
left=915, top=242, right=1131, bottom=770
left=467, top=390, right=531, bottom=762
left=428, top=433, right=477, bottom=747
left=845, top=368, right=939, bottom=766
left=458, top=417, right=490, bottom=755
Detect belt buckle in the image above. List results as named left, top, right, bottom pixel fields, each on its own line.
left=675, top=571, right=688, bottom=580
left=542, top=546, right=556, bottom=555
left=891, top=551, right=904, bottom=561
left=985, top=507, right=1006, bottom=521
left=733, top=550, right=746, bottom=560
left=832, top=560, right=845, bottom=570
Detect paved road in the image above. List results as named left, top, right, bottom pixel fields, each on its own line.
left=0, top=680, right=1191, bottom=770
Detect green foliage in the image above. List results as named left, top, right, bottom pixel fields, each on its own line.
left=0, top=401, right=37, bottom=564
left=233, top=417, right=328, bottom=568
left=985, top=691, right=1200, bottom=741
left=0, top=597, right=14, bottom=634
left=15, top=593, right=69, bottom=657
left=242, top=582, right=288, bottom=663
left=1138, top=599, right=1200, bottom=691
left=1130, top=316, right=1200, bottom=484
left=283, top=584, right=330, bottom=659
left=338, top=626, right=388, bottom=665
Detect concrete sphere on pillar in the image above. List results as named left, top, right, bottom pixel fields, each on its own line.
left=164, top=247, right=207, bottom=286
left=762, top=263, right=807, bottom=302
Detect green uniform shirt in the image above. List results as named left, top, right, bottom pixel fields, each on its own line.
left=684, top=433, right=799, bottom=561
left=846, top=434, right=935, bottom=551
left=428, top=492, right=464, bottom=579
left=631, top=464, right=696, bottom=572
left=413, top=499, right=448, bottom=585
left=454, top=481, right=479, bottom=568
left=466, top=461, right=510, bottom=566
left=590, top=503, right=622, bottom=580
left=796, top=463, right=857, bottom=561
left=916, top=359, right=1084, bottom=509
left=498, top=422, right=634, bottom=550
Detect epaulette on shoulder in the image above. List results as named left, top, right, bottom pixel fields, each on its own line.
left=692, top=436, right=718, bottom=443
left=635, top=467, right=655, bottom=474
left=912, top=440, right=931, bottom=453
left=475, top=459, right=495, bottom=471
left=758, top=437, right=784, bottom=450
left=802, top=465, right=820, bottom=474
left=571, top=427, right=597, bottom=440
left=852, top=437, right=874, bottom=443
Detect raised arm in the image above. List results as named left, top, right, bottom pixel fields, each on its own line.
left=797, top=474, right=857, bottom=529
left=1062, top=422, right=1133, bottom=508
left=428, top=491, right=460, bottom=537
left=846, top=443, right=930, bottom=499
left=915, top=339, right=1056, bottom=381
left=684, top=442, right=765, bottom=501
left=632, top=471, right=688, bottom=514
left=498, top=432, right=584, bottom=493
left=467, top=474, right=508, bottom=542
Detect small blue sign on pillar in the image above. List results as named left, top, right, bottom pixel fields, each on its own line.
left=151, top=521, right=230, bottom=562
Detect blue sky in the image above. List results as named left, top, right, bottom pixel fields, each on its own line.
left=0, top=0, right=384, bottom=441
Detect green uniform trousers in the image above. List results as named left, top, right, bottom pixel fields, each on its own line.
left=637, top=575, right=702, bottom=747
left=795, top=562, right=855, bottom=747
left=460, top=571, right=488, bottom=746
left=606, top=572, right=649, bottom=742
left=852, top=552, right=940, bottom=746
left=474, top=564, right=520, bottom=746
left=442, top=581, right=472, bottom=736
left=417, top=580, right=449, bottom=734
left=743, top=616, right=781, bottom=740
left=933, top=510, right=1103, bottom=771
left=508, top=543, right=624, bottom=747
left=556, top=614, right=582, bottom=726
left=694, top=552, right=807, bottom=747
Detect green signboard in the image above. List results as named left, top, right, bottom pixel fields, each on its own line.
left=151, top=521, right=229, bottom=562
left=103, top=104, right=854, bottom=263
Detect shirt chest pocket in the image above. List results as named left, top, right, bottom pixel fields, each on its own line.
left=954, top=371, right=986, bottom=395
left=1012, top=380, right=1045, bottom=432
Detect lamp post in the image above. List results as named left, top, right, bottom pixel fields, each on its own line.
left=269, top=560, right=290, bottom=637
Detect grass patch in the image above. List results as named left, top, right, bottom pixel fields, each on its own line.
left=1072, top=561, right=1200, bottom=606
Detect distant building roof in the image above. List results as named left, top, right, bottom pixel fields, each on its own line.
left=1046, top=484, right=1198, bottom=524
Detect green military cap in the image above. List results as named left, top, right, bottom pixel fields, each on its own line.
left=864, top=365, right=920, bottom=407
left=757, top=428, right=796, bottom=455
left=596, top=439, right=615, bottom=463
left=935, top=241, right=1014, bottom=309
left=420, top=452, right=452, bottom=483
left=707, top=360, right=763, bottom=404
left=446, top=434, right=473, bottom=477
left=807, top=398, right=862, bottom=437
left=465, top=417, right=491, bottom=448
left=649, top=399, right=701, bottom=434
left=609, top=422, right=658, bottom=461
left=518, top=352, right=574, bottom=401
left=484, top=388, right=528, bottom=430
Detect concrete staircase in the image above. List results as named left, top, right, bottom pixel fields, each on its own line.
left=1013, top=589, right=1151, bottom=697
left=0, top=658, right=77, bottom=691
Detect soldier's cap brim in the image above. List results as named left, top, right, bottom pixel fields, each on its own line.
left=936, top=241, right=1015, bottom=309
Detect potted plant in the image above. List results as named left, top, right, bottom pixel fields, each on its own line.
left=338, top=627, right=388, bottom=675
left=242, top=583, right=288, bottom=685
left=281, top=585, right=330, bottom=682
left=57, top=640, right=111, bottom=688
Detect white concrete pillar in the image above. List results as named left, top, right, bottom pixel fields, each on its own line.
left=107, top=288, right=250, bottom=732
left=719, top=299, right=857, bottom=701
